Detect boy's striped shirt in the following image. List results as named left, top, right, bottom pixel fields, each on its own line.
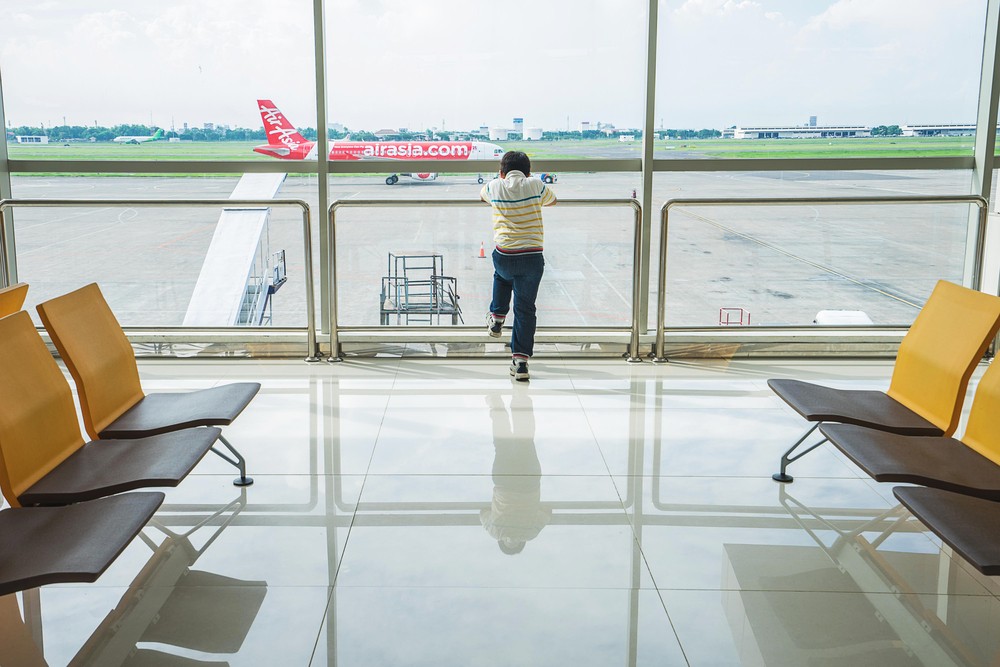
left=480, top=170, right=557, bottom=254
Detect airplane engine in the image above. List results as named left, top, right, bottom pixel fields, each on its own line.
left=412, top=173, right=438, bottom=181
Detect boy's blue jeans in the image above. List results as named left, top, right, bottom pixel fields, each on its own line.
left=489, top=250, right=544, bottom=358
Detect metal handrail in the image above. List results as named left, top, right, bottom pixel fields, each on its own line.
left=654, top=195, right=991, bottom=361
left=0, top=198, right=320, bottom=360
left=328, top=198, right=643, bottom=361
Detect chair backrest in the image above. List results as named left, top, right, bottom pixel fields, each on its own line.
left=959, top=360, right=1000, bottom=465
left=36, top=283, right=144, bottom=440
left=0, top=311, right=86, bottom=507
left=0, top=283, right=28, bottom=318
left=887, top=280, right=1000, bottom=436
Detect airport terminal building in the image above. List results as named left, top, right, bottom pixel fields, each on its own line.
left=899, top=123, right=1000, bottom=136
left=731, top=124, right=871, bottom=139
left=2, top=1, right=1000, bottom=665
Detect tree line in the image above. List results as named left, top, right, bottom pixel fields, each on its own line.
left=5, top=124, right=325, bottom=142
left=870, top=125, right=903, bottom=136
left=12, top=124, right=911, bottom=143
left=6, top=124, right=723, bottom=143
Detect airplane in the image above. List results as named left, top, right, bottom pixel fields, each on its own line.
left=113, top=128, right=164, bottom=144
left=252, top=99, right=506, bottom=184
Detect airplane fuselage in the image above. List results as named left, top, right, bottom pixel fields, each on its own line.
left=112, top=130, right=164, bottom=144
left=253, top=139, right=504, bottom=162
left=251, top=99, right=506, bottom=183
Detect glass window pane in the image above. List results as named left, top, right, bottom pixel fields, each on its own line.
left=325, top=0, right=645, bottom=160
left=654, top=0, right=988, bottom=159
left=1, top=1, right=316, bottom=161
left=650, top=171, right=976, bottom=328
left=9, top=175, right=318, bottom=327
left=331, top=175, right=638, bottom=328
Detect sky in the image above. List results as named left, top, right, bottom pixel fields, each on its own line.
left=0, top=0, right=990, bottom=132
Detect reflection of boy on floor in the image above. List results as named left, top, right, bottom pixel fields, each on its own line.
left=480, top=392, right=551, bottom=555
left=481, top=151, right=557, bottom=382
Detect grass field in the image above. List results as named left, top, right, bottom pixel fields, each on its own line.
left=7, top=140, right=272, bottom=161
left=5, top=135, right=985, bottom=164
left=688, top=136, right=976, bottom=159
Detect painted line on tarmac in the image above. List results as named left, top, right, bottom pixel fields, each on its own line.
left=680, top=208, right=922, bottom=310
left=580, top=253, right=630, bottom=308
left=19, top=208, right=136, bottom=256
left=15, top=206, right=115, bottom=231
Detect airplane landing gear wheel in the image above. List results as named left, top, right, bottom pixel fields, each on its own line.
left=477, top=176, right=484, bottom=184
left=386, top=175, right=399, bottom=185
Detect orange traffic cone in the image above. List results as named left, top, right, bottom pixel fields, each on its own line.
left=478, top=242, right=486, bottom=258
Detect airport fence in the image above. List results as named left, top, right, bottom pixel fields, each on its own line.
left=654, top=195, right=990, bottom=361
left=0, top=198, right=320, bottom=359
left=327, top=198, right=645, bottom=361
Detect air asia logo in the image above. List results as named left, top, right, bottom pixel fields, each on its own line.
left=350, top=142, right=472, bottom=159
left=260, top=105, right=301, bottom=149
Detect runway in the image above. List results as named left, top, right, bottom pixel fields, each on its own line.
left=7, top=170, right=977, bottom=330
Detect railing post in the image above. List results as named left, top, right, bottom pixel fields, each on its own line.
left=654, top=202, right=670, bottom=362
left=301, top=202, right=320, bottom=361
left=0, top=206, right=9, bottom=287
left=328, top=202, right=342, bottom=362
left=627, top=199, right=644, bottom=362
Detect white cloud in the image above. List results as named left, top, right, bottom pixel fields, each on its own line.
left=0, top=1, right=315, bottom=128
left=0, top=0, right=990, bottom=131
left=674, top=0, right=762, bottom=18
left=656, top=0, right=986, bottom=128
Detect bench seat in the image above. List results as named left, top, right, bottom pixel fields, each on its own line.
left=893, top=486, right=1000, bottom=576
left=100, top=384, right=259, bottom=438
left=820, top=424, right=1000, bottom=500
left=767, top=281, right=1000, bottom=482
left=0, top=492, right=164, bottom=595
left=768, top=379, right=941, bottom=434
left=18, top=428, right=220, bottom=506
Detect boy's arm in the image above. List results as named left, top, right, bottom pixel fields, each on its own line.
left=480, top=182, right=490, bottom=203
left=540, top=184, right=557, bottom=206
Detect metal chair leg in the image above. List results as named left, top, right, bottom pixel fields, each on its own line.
left=772, top=422, right=828, bottom=483
left=210, top=434, right=254, bottom=486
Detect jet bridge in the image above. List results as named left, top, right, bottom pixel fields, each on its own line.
left=183, top=173, right=288, bottom=327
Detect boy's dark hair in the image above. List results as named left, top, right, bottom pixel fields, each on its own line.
left=500, top=151, right=531, bottom=176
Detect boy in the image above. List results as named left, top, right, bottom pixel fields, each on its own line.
left=480, top=151, right=557, bottom=381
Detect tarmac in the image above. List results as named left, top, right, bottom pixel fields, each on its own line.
left=7, top=170, right=980, bottom=329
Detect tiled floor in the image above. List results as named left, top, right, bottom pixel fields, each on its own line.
left=4, top=357, right=1000, bottom=666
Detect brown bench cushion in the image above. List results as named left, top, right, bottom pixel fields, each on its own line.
left=99, top=383, right=261, bottom=438
left=893, top=486, right=1000, bottom=575
left=768, top=379, right=942, bottom=435
left=820, top=424, right=1000, bottom=500
left=19, top=427, right=220, bottom=506
left=0, top=492, right=163, bottom=595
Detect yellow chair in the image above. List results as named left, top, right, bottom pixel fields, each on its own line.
left=821, top=355, right=1000, bottom=497
left=819, top=358, right=1000, bottom=575
left=36, top=283, right=258, bottom=486
left=0, top=282, right=28, bottom=318
left=769, top=280, right=1000, bottom=482
left=0, top=310, right=219, bottom=508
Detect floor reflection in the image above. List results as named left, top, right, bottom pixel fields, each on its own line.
left=2, top=490, right=264, bottom=667
left=481, top=390, right=551, bottom=555
left=718, top=485, right=1000, bottom=667
left=6, top=359, right=1000, bottom=666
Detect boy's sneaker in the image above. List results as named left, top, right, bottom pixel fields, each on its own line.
left=510, top=359, right=529, bottom=381
left=487, top=314, right=504, bottom=338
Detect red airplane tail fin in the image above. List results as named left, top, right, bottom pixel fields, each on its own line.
left=257, top=99, right=308, bottom=146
